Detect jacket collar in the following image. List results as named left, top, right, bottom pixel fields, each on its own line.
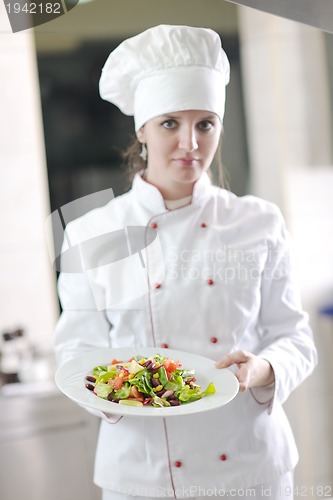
left=131, top=171, right=212, bottom=213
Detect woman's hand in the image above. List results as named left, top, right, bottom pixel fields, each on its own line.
left=215, top=350, right=275, bottom=393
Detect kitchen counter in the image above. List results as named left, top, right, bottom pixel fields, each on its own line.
left=0, top=380, right=101, bottom=500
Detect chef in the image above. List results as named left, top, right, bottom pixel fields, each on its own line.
left=54, top=25, right=317, bottom=500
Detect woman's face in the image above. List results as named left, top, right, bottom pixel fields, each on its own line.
left=137, top=109, right=222, bottom=199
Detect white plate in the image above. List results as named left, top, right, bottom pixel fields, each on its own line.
left=55, top=347, right=239, bottom=417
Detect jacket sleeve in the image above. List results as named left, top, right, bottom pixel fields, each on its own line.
left=54, top=270, right=123, bottom=423
left=53, top=213, right=114, bottom=368
left=255, top=207, right=317, bottom=413
left=54, top=270, right=112, bottom=367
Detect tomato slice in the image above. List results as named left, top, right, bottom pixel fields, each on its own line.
left=163, top=358, right=180, bottom=373
left=111, top=358, right=123, bottom=365
left=108, top=375, right=124, bottom=390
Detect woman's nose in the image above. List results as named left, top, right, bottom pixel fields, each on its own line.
left=178, top=127, right=198, bottom=151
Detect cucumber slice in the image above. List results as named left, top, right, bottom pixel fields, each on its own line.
left=118, top=399, right=143, bottom=407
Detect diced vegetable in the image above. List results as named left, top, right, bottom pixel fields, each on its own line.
left=119, top=399, right=143, bottom=407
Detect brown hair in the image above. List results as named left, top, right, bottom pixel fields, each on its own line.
left=122, top=135, right=146, bottom=187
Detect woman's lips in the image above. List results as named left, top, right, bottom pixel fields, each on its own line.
left=173, top=157, right=199, bottom=166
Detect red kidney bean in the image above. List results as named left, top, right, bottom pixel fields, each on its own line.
left=107, top=393, right=120, bottom=403
left=85, top=383, right=95, bottom=391
left=86, top=375, right=96, bottom=383
left=151, top=364, right=163, bottom=372
left=170, top=400, right=180, bottom=406
left=151, top=378, right=160, bottom=387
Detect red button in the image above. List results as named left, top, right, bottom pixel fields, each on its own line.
left=201, top=223, right=207, bottom=228
left=174, top=461, right=182, bottom=468
left=161, top=343, right=168, bottom=348
left=210, top=337, right=218, bottom=344
left=207, top=279, right=214, bottom=286
left=220, top=454, right=227, bottom=461
left=154, top=283, right=161, bottom=289
left=151, top=222, right=158, bottom=229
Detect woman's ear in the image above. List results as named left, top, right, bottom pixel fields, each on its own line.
left=136, top=126, right=145, bottom=144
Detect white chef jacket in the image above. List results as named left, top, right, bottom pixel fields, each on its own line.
left=54, top=172, right=317, bottom=497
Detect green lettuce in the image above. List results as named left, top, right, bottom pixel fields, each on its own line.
left=93, top=365, right=108, bottom=377
left=95, top=382, right=112, bottom=399
left=129, top=370, right=154, bottom=396
left=96, top=368, right=117, bottom=384
left=152, top=395, right=171, bottom=407
left=177, top=382, right=216, bottom=403
left=113, top=383, right=131, bottom=399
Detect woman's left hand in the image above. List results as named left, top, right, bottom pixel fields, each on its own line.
left=215, top=350, right=275, bottom=393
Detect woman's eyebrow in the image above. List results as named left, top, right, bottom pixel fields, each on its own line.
left=201, top=114, right=218, bottom=120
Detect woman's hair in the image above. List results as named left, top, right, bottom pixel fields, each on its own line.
left=122, top=132, right=229, bottom=190
left=122, top=135, right=146, bottom=188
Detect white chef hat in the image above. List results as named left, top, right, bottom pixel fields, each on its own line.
left=99, top=24, right=230, bottom=131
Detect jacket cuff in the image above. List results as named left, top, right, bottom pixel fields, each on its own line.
left=250, top=381, right=275, bottom=414
left=249, top=357, right=276, bottom=414
left=80, top=403, right=123, bottom=424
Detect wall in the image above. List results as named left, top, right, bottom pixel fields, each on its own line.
left=34, top=0, right=238, bottom=51
left=0, top=2, right=59, bottom=350
left=237, top=5, right=333, bottom=491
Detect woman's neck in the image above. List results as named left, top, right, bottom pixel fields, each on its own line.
left=142, top=172, right=194, bottom=200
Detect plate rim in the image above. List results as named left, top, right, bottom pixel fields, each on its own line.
left=55, top=347, right=239, bottom=417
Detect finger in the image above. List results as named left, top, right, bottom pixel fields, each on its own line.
left=236, top=373, right=248, bottom=392
left=236, top=364, right=252, bottom=392
left=215, top=350, right=249, bottom=369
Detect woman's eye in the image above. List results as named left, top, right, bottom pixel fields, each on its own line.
left=198, top=121, right=213, bottom=131
left=162, top=120, right=177, bottom=129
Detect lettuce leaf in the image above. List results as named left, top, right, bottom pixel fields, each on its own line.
left=156, top=366, right=169, bottom=386
left=152, top=395, right=171, bottom=407
left=93, top=365, right=108, bottom=377
left=95, top=382, right=112, bottom=399
left=113, top=383, right=131, bottom=399
left=177, top=382, right=216, bottom=402
left=203, top=382, right=216, bottom=397
left=129, top=370, right=154, bottom=396
left=96, top=369, right=117, bottom=384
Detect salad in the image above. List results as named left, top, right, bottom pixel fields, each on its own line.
left=85, top=353, right=216, bottom=407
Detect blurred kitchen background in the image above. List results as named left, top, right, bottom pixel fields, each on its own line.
left=0, top=1, right=333, bottom=499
